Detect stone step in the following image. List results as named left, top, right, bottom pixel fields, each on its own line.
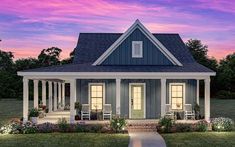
left=127, top=124, right=157, bottom=132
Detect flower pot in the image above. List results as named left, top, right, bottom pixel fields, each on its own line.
left=75, top=115, right=80, bottom=120
left=30, top=117, right=38, bottom=124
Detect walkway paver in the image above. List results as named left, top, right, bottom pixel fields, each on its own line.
left=128, top=132, right=166, bottom=147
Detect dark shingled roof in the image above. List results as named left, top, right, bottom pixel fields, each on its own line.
left=20, top=33, right=214, bottom=73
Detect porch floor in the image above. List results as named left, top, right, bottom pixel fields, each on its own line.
left=38, top=110, right=200, bottom=124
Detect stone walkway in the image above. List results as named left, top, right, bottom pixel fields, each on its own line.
left=128, top=132, right=166, bottom=147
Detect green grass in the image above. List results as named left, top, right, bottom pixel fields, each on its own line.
left=0, top=133, right=129, bottom=147
left=162, top=132, right=235, bottom=147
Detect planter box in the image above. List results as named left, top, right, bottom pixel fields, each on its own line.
left=30, top=117, right=38, bottom=124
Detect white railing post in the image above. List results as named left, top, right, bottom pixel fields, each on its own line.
left=58, top=83, right=62, bottom=109
left=23, top=77, right=29, bottom=123
left=33, top=80, right=39, bottom=108
left=48, top=81, right=53, bottom=112
left=161, top=78, right=166, bottom=117
left=204, top=78, right=211, bottom=122
left=196, top=79, right=200, bottom=105
left=41, top=80, right=47, bottom=106
left=53, top=82, right=58, bottom=111
left=70, top=79, right=76, bottom=123
left=116, top=78, right=121, bottom=115
left=62, top=83, right=65, bottom=108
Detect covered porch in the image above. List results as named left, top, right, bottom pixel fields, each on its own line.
left=18, top=72, right=212, bottom=123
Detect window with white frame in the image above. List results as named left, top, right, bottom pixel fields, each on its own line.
left=90, top=84, right=103, bottom=110
left=170, top=84, right=184, bottom=110
left=132, top=41, right=143, bottom=58
left=133, top=86, right=142, bottom=110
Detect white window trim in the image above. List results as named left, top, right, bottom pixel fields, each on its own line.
left=132, top=41, right=143, bottom=58
left=129, top=83, right=146, bottom=119
left=92, top=19, right=182, bottom=66
left=88, top=83, right=105, bottom=110
left=169, top=83, right=186, bottom=110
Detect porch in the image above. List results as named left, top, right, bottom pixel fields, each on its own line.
left=19, top=72, right=212, bottom=123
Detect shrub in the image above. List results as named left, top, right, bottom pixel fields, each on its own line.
left=216, top=90, right=235, bottom=99
left=110, top=116, right=127, bottom=133
left=29, top=108, right=39, bottom=117
left=212, top=117, right=234, bottom=131
left=175, top=123, right=192, bottom=132
left=21, top=122, right=37, bottom=134
left=37, top=122, right=57, bottom=133
left=90, top=124, right=103, bottom=133
left=158, top=117, right=175, bottom=133
left=0, top=123, right=21, bottom=134
left=195, top=120, right=208, bottom=132
left=57, top=118, right=69, bottom=132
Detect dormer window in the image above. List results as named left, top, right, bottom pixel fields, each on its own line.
left=132, top=41, right=143, bottom=58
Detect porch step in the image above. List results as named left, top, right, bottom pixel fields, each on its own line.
left=127, top=124, right=157, bottom=132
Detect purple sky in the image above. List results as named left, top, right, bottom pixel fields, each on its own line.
left=0, top=0, right=234, bottom=60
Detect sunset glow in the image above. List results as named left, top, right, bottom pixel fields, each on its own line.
left=0, top=0, right=234, bottom=60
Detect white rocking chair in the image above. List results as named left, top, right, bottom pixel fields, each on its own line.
left=81, top=104, right=90, bottom=120
left=184, top=104, right=195, bottom=120
left=103, top=104, right=112, bottom=120
left=165, top=104, right=174, bottom=119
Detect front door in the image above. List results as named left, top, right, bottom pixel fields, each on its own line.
left=130, top=84, right=145, bottom=119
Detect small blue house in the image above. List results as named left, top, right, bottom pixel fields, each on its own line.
left=18, top=20, right=215, bottom=123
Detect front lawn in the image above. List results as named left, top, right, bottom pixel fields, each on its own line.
left=0, top=133, right=129, bottom=147
left=162, top=132, right=235, bottom=147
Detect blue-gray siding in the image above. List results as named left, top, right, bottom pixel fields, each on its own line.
left=76, top=79, right=197, bottom=119
left=102, top=28, right=173, bottom=65
left=76, top=79, right=116, bottom=114
left=166, top=79, right=197, bottom=105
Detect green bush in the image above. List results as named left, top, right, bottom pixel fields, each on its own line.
left=158, top=117, right=175, bottom=133
left=212, top=117, right=234, bottom=131
left=0, top=123, right=21, bottom=134
left=29, top=108, right=39, bottom=117
left=216, top=90, right=235, bottom=99
left=57, top=118, right=69, bottom=132
left=195, top=120, right=208, bottom=132
left=110, top=116, right=127, bottom=133
left=21, top=122, right=37, bottom=134
left=175, top=123, right=192, bottom=132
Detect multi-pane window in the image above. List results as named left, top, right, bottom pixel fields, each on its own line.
left=171, top=85, right=183, bottom=110
left=133, top=86, right=142, bottom=110
left=132, top=41, right=143, bottom=58
left=90, top=85, right=103, bottom=110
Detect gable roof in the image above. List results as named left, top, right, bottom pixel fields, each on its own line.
left=73, top=33, right=195, bottom=64
left=92, top=20, right=182, bottom=66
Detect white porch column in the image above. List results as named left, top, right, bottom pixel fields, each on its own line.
left=54, top=82, right=58, bottom=111
left=70, top=79, right=76, bottom=123
left=196, top=79, right=200, bottom=105
left=48, top=81, right=53, bottom=112
left=161, top=78, right=166, bottom=117
left=23, top=77, right=29, bottom=123
left=204, top=78, right=211, bottom=122
left=62, top=83, right=65, bottom=108
left=58, top=83, right=62, bottom=109
left=116, top=78, right=121, bottom=115
left=41, top=80, right=46, bottom=106
left=33, top=80, right=39, bottom=108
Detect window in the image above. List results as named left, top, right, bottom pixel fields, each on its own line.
left=133, top=86, right=142, bottom=110
left=132, top=41, right=143, bottom=58
left=170, top=84, right=184, bottom=110
left=90, top=84, right=103, bottom=110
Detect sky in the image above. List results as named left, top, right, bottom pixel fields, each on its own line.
left=0, top=0, right=234, bottom=60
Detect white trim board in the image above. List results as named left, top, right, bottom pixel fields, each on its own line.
left=168, top=83, right=186, bottom=110
left=92, top=19, right=183, bottom=66
left=129, top=83, right=146, bottom=119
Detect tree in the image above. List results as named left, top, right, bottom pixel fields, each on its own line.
left=15, top=58, right=40, bottom=71
left=185, top=39, right=218, bottom=71
left=217, top=53, right=235, bottom=92
left=0, top=50, right=14, bottom=72
left=38, top=47, right=62, bottom=66
left=61, top=48, right=75, bottom=64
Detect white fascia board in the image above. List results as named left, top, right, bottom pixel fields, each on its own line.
left=18, top=71, right=216, bottom=79
left=92, top=19, right=183, bottom=66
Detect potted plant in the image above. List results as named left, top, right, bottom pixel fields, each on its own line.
left=75, top=102, right=82, bottom=120
left=45, top=108, right=49, bottom=113
left=29, top=108, right=39, bottom=124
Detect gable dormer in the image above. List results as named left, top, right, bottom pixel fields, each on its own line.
left=93, top=20, right=182, bottom=66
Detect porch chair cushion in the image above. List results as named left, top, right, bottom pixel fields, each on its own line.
left=103, top=104, right=112, bottom=120
left=184, top=104, right=195, bottom=120
left=81, top=104, right=90, bottom=120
